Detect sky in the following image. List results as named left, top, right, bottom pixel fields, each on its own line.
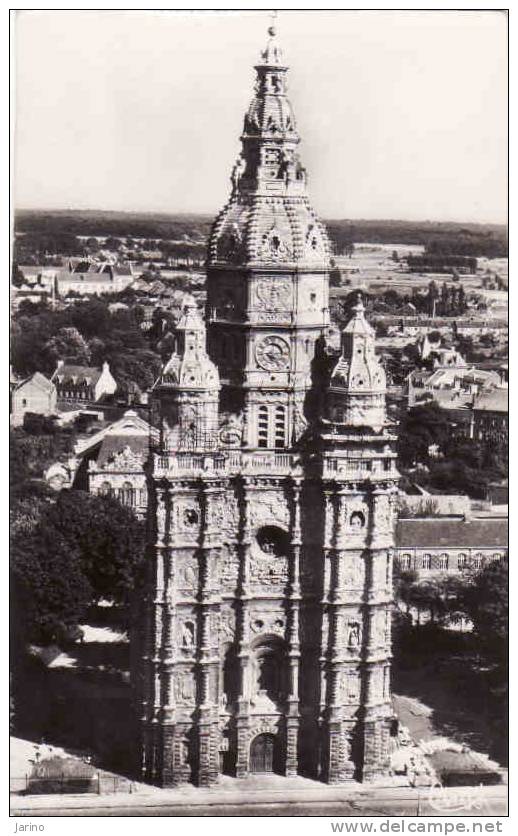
left=13, top=9, right=507, bottom=224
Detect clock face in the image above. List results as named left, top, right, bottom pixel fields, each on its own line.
left=255, top=335, right=291, bottom=371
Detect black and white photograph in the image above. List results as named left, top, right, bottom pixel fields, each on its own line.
left=9, top=7, right=508, bottom=825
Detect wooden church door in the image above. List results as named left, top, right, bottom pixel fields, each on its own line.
left=250, top=733, right=275, bottom=773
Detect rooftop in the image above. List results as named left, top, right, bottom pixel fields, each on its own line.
left=396, top=517, right=508, bottom=549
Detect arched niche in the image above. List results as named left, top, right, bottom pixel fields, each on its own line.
left=250, top=635, right=288, bottom=705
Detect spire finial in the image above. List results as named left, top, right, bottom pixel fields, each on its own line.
left=268, top=10, right=278, bottom=37
left=352, top=292, right=365, bottom=315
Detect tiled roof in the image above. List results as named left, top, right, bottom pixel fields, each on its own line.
left=396, top=517, right=508, bottom=549
left=53, top=365, right=102, bottom=385
left=16, top=371, right=55, bottom=393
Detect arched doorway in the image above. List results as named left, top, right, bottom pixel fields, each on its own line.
left=250, top=733, right=276, bottom=774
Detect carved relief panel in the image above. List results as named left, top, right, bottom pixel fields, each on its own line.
left=337, top=669, right=361, bottom=705
left=254, top=277, right=292, bottom=311
left=250, top=492, right=289, bottom=530
left=249, top=610, right=286, bottom=638
left=174, top=668, right=196, bottom=707
left=219, top=545, right=240, bottom=594
left=172, top=498, right=201, bottom=541
left=176, top=558, right=199, bottom=595
left=219, top=605, right=237, bottom=643
left=210, top=492, right=239, bottom=541
left=249, top=551, right=289, bottom=589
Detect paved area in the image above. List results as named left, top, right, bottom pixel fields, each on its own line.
left=11, top=778, right=508, bottom=817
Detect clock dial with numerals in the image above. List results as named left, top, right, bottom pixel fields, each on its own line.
left=255, top=336, right=291, bottom=371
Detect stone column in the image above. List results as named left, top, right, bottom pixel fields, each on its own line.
left=197, top=482, right=222, bottom=787
left=324, top=489, right=356, bottom=783
left=360, top=488, right=395, bottom=781
left=286, top=478, right=302, bottom=776
left=236, top=477, right=252, bottom=778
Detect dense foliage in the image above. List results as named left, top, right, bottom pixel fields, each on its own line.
left=10, top=429, right=147, bottom=645
left=11, top=298, right=164, bottom=396
left=397, top=402, right=507, bottom=498
left=11, top=489, right=146, bottom=645
left=326, top=219, right=507, bottom=257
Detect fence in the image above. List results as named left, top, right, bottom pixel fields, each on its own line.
left=10, top=774, right=135, bottom=796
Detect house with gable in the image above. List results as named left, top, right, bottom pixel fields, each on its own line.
left=51, top=360, right=117, bottom=410
left=72, top=409, right=158, bottom=516
left=10, top=372, right=57, bottom=426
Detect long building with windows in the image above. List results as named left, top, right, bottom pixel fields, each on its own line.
left=394, top=516, right=508, bottom=577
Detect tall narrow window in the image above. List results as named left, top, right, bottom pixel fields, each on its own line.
left=274, top=405, right=286, bottom=448
left=258, top=406, right=269, bottom=448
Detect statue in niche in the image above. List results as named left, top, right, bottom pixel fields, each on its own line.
left=347, top=622, right=361, bottom=649
left=181, top=621, right=195, bottom=648
left=183, top=564, right=196, bottom=587
left=292, top=402, right=308, bottom=438
left=278, top=148, right=295, bottom=183
left=295, top=157, right=306, bottom=182
left=231, top=156, right=245, bottom=190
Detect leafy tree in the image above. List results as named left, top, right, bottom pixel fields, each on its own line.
left=461, top=561, right=508, bottom=667
left=44, top=326, right=91, bottom=368
left=11, top=526, right=92, bottom=645
left=393, top=566, right=419, bottom=614
left=398, top=401, right=451, bottom=468
left=41, top=490, right=147, bottom=606
left=11, top=489, right=147, bottom=646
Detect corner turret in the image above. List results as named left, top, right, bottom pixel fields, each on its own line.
left=325, top=295, right=386, bottom=432
left=153, top=300, right=220, bottom=450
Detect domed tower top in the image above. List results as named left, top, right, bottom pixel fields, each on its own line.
left=207, top=18, right=331, bottom=269
left=325, top=295, right=387, bottom=431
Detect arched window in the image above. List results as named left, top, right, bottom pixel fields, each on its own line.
left=422, top=554, right=432, bottom=570
left=119, top=481, right=135, bottom=507
left=274, top=405, right=286, bottom=448
left=400, top=553, right=412, bottom=570
left=258, top=406, right=269, bottom=448
left=472, top=553, right=483, bottom=569
left=439, top=553, right=449, bottom=570
left=457, top=553, right=467, bottom=570
left=257, top=404, right=287, bottom=448
left=100, top=481, right=112, bottom=496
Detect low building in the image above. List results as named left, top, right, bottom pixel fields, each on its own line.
left=394, top=516, right=508, bottom=576
left=51, top=361, right=117, bottom=409
left=407, top=366, right=501, bottom=409
left=73, top=409, right=158, bottom=516
left=56, top=259, right=134, bottom=296
left=10, top=372, right=57, bottom=426
left=471, top=388, right=508, bottom=448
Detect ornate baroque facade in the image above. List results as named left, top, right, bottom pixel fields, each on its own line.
left=136, top=25, right=399, bottom=786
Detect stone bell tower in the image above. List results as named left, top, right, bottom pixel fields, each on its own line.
left=206, top=23, right=331, bottom=449
left=137, top=21, right=397, bottom=789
